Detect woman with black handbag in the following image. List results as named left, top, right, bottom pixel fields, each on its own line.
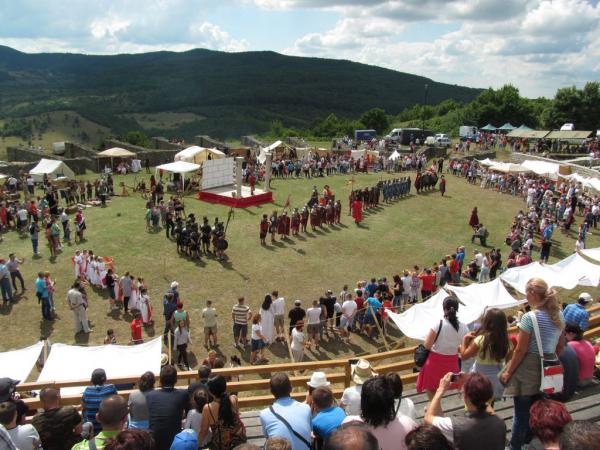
left=416, top=297, right=468, bottom=400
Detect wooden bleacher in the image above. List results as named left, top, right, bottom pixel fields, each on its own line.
left=15, top=306, right=600, bottom=446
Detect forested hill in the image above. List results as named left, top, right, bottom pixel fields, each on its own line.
left=0, top=45, right=481, bottom=138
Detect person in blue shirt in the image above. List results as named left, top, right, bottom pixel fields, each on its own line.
left=260, top=373, right=312, bottom=450
left=563, top=293, right=591, bottom=331
left=365, top=278, right=378, bottom=297
left=311, top=386, right=345, bottom=443
left=543, top=222, right=556, bottom=241
left=35, top=272, right=52, bottom=320
left=455, top=247, right=466, bottom=272
left=364, top=292, right=383, bottom=338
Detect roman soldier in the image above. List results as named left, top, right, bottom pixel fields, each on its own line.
left=325, top=200, right=334, bottom=225
left=291, top=208, right=300, bottom=235
left=300, top=206, right=309, bottom=233
left=260, top=214, right=269, bottom=245
left=334, top=200, right=342, bottom=224
left=269, top=211, right=278, bottom=243
left=310, top=205, right=319, bottom=231
left=277, top=210, right=286, bottom=238
left=282, top=211, right=291, bottom=237
left=200, top=217, right=212, bottom=254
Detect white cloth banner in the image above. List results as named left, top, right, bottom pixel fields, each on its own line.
left=581, top=247, right=600, bottom=263
left=38, top=338, right=162, bottom=395
left=521, top=160, right=560, bottom=179
left=0, top=341, right=43, bottom=382
left=445, top=278, right=526, bottom=324
left=386, top=289, right=448, bottom=341
left=500, top=253, right=600, bottom=294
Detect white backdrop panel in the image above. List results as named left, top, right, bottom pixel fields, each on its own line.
left=0, top=341, right=43, bottom=382
left=37, top=338, right=162, bottom=395
left=202, top=158, right=235, bottom=190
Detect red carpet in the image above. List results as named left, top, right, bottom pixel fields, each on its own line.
left=198, top=190, right=273, bottom=208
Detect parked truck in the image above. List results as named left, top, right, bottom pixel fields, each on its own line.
left=459, top=125, right=478, bottom=141
left=354, top=129, right=377, bottom=141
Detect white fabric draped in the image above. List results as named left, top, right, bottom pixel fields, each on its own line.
left=0, top=341, right=44, bottom=382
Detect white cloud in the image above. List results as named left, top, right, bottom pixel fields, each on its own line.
left=189, top=23, right=249, bottom=52
left=283, top=0, right=600, bottom=97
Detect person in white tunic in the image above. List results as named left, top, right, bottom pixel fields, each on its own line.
left=67, top=281, right=91, bottom=333
left=259, top=294, right=275, bottom=344
left=74, top=250, right=84, bottom=279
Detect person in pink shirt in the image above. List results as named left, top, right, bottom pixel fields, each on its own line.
left=565, top=323, right=597, bottom=387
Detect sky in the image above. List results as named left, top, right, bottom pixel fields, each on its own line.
left=0, top=0, right=598, bottom=98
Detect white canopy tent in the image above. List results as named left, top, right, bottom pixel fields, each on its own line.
left=97, top=147, right=137, bottom=172
left=389, top=150, right=401, bottom=161
left=564, top=173, right=600, bottom=191
left=257, top=140, right=282, bottom=164
left=38, top=338, right=162, bottom=395
left=488, top=162, right=532, bottom=174
left=520, top=160, right=560, bottom=179
left=155, top=161, right=201, bottom=191
left=175, top=146, right=225, bottom=164
left=0, top=341, right=43, bottom=382
left=29, top=158, right=75, bottom=182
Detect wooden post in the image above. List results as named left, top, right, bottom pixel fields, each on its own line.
left=369, top=304, right=390, bottom=352
left=344, top=361, right=352, bottom=388
left=167, top=330, right=172, bottom=365
left=43, top=338, right=48, bottom=366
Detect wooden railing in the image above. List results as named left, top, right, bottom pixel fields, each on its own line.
left=18, top=305, right=600, bottom=411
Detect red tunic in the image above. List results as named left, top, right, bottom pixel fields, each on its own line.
left=352, top=200, right=363, bottom=224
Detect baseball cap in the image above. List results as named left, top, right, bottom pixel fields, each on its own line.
left=294, top=299, right=302, bottom=305
left=170, top=429, right=198, bottom=450
left=0, top=378, right=19, bottom=402
left=579, top=292, right=592, bottom=303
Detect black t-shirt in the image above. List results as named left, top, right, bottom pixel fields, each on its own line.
left=320, top=296, right=336, bottom=317
left=146, top=388, right=189, bottom=450
left=32, top=406, right=82, bottom=450
left=288, top=307, right=306, bottom=325
left=106, top=275, right=115, bottom=289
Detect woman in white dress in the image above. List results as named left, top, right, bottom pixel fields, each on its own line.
left=87, top=253, right=99, bottom=286
left=139, top=286, right=153, bottom=324
left=97, top=256, right=107, bottom=288
left=128, top=276, right=141, bottom=311
left=259, top=294, right=275, bottom=344
left=74, top=250, right=83, bottom=279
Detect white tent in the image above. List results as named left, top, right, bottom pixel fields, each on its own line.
left=564, top=173, right=600, bottom=192
left=38, top=338, right=162, bottom=395
left=97, top=147, right=137, bottom=158
left=550, top=253, right=600, bottom=288
left=477, top=158, right=496, bottom=166
left=521, top=160, right=560, bottom=179
left=258, top=140, right=283, bottom=164
left=488, top=162, right=532, bottom=174
left=0, top=341, right=43, bottom=382
left=389, top=150, right=401, bottom=161
left=29, top=158, right=75, bottom=182
left=175, top=146, right=225, bottom=164
left=156, top=161, right=201, bottom=191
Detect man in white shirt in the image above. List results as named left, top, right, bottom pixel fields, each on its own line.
left=473, top=250, right=484, bottom=268
left=306, top=300, right=323, bottom=350
left=340, top=359, right=376, bottom=416
left=0, top=401, right=41, bottom=450
left=340, top=295, right=357, bottom=343
left=16, top=206, right=28, bottom=232
left=271, top=291, right=286, bottom=343
left=202, top=300, right=218, bottom=348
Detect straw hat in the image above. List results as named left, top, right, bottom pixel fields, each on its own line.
left=351, top=359, right=377, bottom=385
left=160, top=353, right=169, bottom=366
left=307, top=371, right=330, bottom=388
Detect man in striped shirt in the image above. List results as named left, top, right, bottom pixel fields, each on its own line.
left=232, top=297, right=252, bottom=348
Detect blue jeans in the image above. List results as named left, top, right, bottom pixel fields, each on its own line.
left=41, top=296, right=52, bottom=320
left=31, top=238, right=38, bottom=254
left=510, top=395, right=534, bottom=450
left=0, top=277, right=13, bottom=302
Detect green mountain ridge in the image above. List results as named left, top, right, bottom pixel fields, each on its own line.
left=0, top=45, right=481, bottom=139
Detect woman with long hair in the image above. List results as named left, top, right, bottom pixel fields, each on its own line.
left=259, top=294, right=275, bottom=344
left=500, top=278, right=565, bottom=450
left=199, top=375, right=246, bottom=450
left=416, top=297, right=469, bottom=399
left=460, top=308, right=511, bottom=401
left=342, top=375, right=417, bottom=450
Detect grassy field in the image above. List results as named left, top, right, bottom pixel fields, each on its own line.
left=121, top=112, right=205, bottom=130
left=1, top=169, right=598, bottom=378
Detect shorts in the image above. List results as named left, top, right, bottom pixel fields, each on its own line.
left=251, top=338, right=265, bottom=352
left=204, top=326, right=217, bottom=335
left=307, top=324, right=320, bottom=336
left=274, top=315, right=284, bottom=328
left=340, top=316, right=350, bottom=329
left=363, top=315, right=375, bottom=326
left=233, top=323, right=248, bottom=339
